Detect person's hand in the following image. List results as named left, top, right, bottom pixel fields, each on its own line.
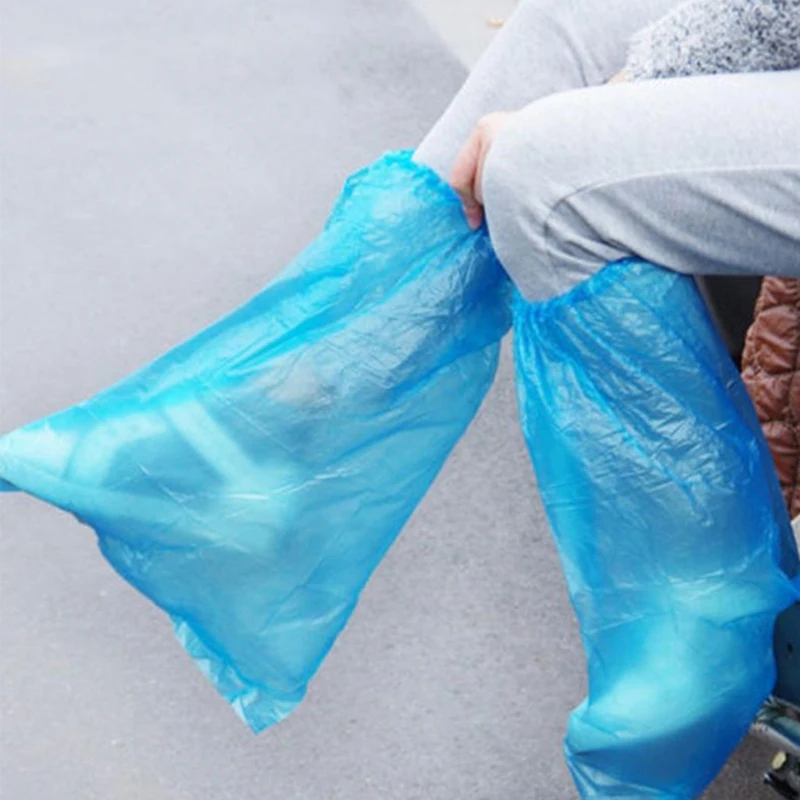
left=450, top=111, right=514, bottom=230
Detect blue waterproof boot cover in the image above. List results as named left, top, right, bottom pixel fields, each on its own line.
left=0, top=153, right=511, bottom=732
left=514, top=260, right=799, bottom=798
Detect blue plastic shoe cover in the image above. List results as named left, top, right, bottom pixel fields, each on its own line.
left=513, top=259, right=799, bottom=799
left=0, top=152, right=511, bottom=732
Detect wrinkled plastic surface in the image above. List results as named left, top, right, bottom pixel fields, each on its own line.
left=514, top=259, right=800, bottom=799
left=3, top=153, right=796, bottom=798
left=0, top=151, right=511, bottom=732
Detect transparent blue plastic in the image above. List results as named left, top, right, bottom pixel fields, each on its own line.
left=0, top=152, right=511, bottom=731
left=1, top=152, right=797, bottom=799
left=514, top=259, right=800, bottom=799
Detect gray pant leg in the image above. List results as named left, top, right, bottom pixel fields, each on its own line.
left=414, top=0, right=681, bottom=180
left=483, top=69, right=800, bottom=301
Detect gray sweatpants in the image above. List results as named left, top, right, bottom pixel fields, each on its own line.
left=414, top=0, right=800, bottom=301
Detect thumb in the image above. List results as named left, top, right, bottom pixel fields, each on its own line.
left=449, top=127, right=485, bottom=230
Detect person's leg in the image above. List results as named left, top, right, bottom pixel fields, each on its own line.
left=482, top=68, right=800, bottom=300
left=414, top=0, right=681, bottom=179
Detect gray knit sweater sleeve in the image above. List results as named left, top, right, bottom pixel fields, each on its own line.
left=625, top=0, right=800, bottom=79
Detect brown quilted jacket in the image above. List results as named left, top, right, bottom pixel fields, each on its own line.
left=741, top=278, right=800, bottom=518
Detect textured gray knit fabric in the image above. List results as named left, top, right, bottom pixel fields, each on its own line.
left=626, top=0, right=800, bottom=79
